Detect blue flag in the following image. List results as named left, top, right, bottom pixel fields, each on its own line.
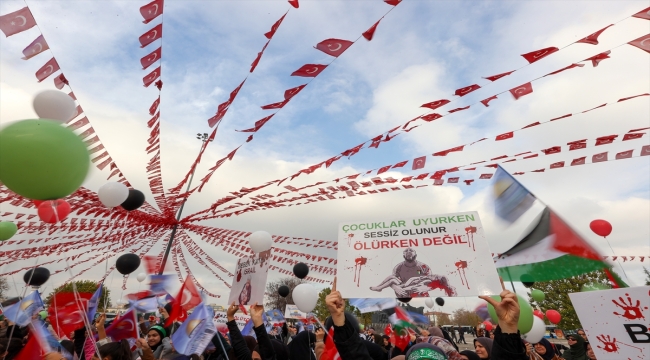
left=129, top=296, right=160, bottom=312
left=87, top=283, right=103, bottom=322
left=149, top=275, right=173, bottom=295
left=3, top=291, right=44, bottom=326
left=171, top=303, right=217, bottom=356
left=493, top=165, right=535, bottom=223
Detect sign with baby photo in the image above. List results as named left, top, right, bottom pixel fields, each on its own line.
left=336, top=211, right=502, bottom=298
left=228, top=250, right=271, bottom=305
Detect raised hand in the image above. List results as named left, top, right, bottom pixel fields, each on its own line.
left=326, top=277, right=345, bottom=326
left=227, top=301, right=238, bottom=322
left=136, top=338, right=150, bottom=350
left=250, top=302, right=265, bottom=327
left=479, top=290, right=520, bottom=333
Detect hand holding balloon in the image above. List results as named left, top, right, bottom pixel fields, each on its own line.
left=479, top=290, right=520, bottom=334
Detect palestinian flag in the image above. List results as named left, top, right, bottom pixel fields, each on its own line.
left=495, top=207, right=626, bottom=286
left=389, top=306, right=422, bottom=332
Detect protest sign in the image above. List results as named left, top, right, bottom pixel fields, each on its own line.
left=569, top=286, right=650, bottom=360
left=227, top=250, right=271, bottom=305
left=337, top=211, right=502, bottom=298
left=284, top=304, right=308, bottom=319
left=213, top=311, right=250, bottom=331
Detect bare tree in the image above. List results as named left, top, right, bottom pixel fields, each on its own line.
left=264, top=277, right=304, bottom=313
left=0, top=276, right=9, bottom=301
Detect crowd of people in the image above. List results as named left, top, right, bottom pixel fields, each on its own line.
left=0, top=279, right=599, bottom=360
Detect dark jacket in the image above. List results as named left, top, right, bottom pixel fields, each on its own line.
left=490, top=326, right=528, bottom=360
left=332, top=318, right=372, bottom=360
left=253, top=324, right=276, bottom=360
left=227, top=320, right=253, bottom=360
left=363, top=339, right=386, bottom=360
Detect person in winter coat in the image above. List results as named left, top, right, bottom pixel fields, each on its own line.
left=473, top=338, right=493, bottom=359
left=248, top=302, right=277, bottom=360
left=131, top=325, right=172, bottom=360
left=459, top=350, right=481, bottom=360
left=479, top=289, right=529, bottom=360
left=561, top=334, right=587, bottom=360
left=531, top=338, right=561, bottom=360
left=287, top=329, right=316, bottom=360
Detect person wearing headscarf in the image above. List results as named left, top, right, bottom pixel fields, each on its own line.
left=255, top=339, right=289, bottom=360
left=561, top=334, right=587, bottom=360
left=532, top=338, right=561, bottom=360
left=473, top=338, right=493, bottom=359
left=92, top=339, right=134, bottom=360
left=287, top=329, right=316, bottom=360
left=459, top=350, right=481, bottom=360
left=404, top=343, right=448, bottom=360
left=416, top=336, right=462, bottom=360
left=225, top=302, right=253, bottom=360
left=585, top=342, right=597, bottom=360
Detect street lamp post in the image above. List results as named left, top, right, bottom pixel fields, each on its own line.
left=158, top=133, right=212, bottom=275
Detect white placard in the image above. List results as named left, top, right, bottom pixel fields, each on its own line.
left=213, top=311, right=250, bottom=330
left=569, top=286, right=650, bottom=360
left=336, top=211, right=502, bottom=298
left=228, top=251, right=271, bottom=305
left=284, top=304, right=308, bottom=319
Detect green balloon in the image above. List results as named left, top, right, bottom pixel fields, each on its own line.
left=531, top=289, right=545, bottom=302
left=0, top=119, right=90, bottom=200
left=0, top=221, right=18, bottom=241
left=485, top=294, right=534, bottom=333
left=39, top=310, right=48, bottom=320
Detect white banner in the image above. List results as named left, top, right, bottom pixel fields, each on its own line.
left=336, top=211, right=502, bottom=298
left=569, top=286, right=650, bottom=360
left=284, top=304, right=308, bottom=319
left=228, top=251, right=271, bottom=305
left=213, top=311, right=250, bottom=331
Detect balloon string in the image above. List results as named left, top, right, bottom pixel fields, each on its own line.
left=603, top=238, right=631, bottom=285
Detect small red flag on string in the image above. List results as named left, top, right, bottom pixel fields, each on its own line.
left=480, top=95, right=498, bottom=107
left=576, top=24, right=614, bottom=45
left=571, top=157, right=586, bottom=166
left=448, top=106, right=470, bottom=113
left=315, top=38, right=354, bottom=57
left=583, top=50, right=611, bottom=67
left=139, top=24, right=162, bottom=48
left=54, top=73, right=68, bottom=89
left=288, top=0, right=299, bottom=8
left=628, top=34, right=650, bottom=53
left=412, top=156, right=426, bottom=170
left=35, top=58, right=60, bottom=82
left=454, top=84, right=481, bottom=97
left=285, top=84, right=306, bottom=100
left=22, top=35, right=49, bottom=60
left=141, top=47, right=161, bottom=70
left=521, top=46, right=558, bottom=63
left=483, top=70, right=514, bottom=81
left=615, top=150, right=633, bottom=160
left=592, top=152, right=608, bottom=163
left=509, top=82, right=533, bottom=100
left=265, top=13, right=287, bottom=40
left=632, top=6, right=650, bottom=20
left=385, top=0, right=402, bottom=5
left=149, top=96, right=160, bottom=115
left=544, top=63, right=584, bottom=77
left=291, top=64, right=327, bottom=77
left=250, top=40, right=269, bottom=73
left=495, top=132, right=513, bottom=141
left=363, top=19, right=381, bottom=41
left=143, top=66, right=161, bottom=87
left=618, top=93, right=649, bottom=102
left=0, top=7, right=36, bottom=37
left=421, top=99, right=449, bottom=110
left=641, top=145, right=650, bottom=156
left=140, top=0, right=164, bottom=24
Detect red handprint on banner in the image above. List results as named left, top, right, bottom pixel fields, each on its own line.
left=612, top=293, right=647, bottom=320
left=596, top=334, right=618, bottom=353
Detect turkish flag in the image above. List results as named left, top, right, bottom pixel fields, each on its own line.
left=595, top=135, right=617, bottom=146
left=67, top=116, right=89, bottom=130
left=532, top=168, right=545, bottom=173
left=421, top=99, right=450, bottom=110
left=448, top=106, right=470, bottom=113
left=582, top=103, right=606, bottom=113
left=576, top=24, right=613, bottom=45
left=49, top=292, right=93, bottom=337
left=265, top=13, right=287, bottom=39
left=149, top=96, right=160, bottom=115
left=363, top=19, right=381, bottom=41
left=141, top=47, right=161, bottom=70
left=491, top=155, right=507, bottom=160
left=385, top=0, right=402, bottom=5
left=392, top=160, right=408, bottom=168
left=583, top=50, right=611, bottom=67
left=522, top=121, right=540, bottom=129
left=618, top=93, right=649, bottom=102
left=285, top=84, right=306, bottom=100
left=139, top=24, right=162, bottom=48
left=433, top=179, right=444, bottom=185
left=628, top=33, right=650, bottom=53
left=463, top=179, right=474, bottom=185
left=541, top=146, right=561, bottom=155
left=509, top=82, right=533, bottom=100
left=454, top=84, right=481, bottom=97
left=291, top=64, right=327, bottom=77
left=68, top=92, right=76, bottom=100
left=615, top=150, right=633, bottom=160
left=433, top=145, right=464, bottom=156
left=545, top=63, right=584, bottom=77
left=410, top=156, right=426, bottom=171
left=140, top=0, right=163, bottom=24
left=479, top=174, right=493, bottom=179
left=0, top=7, right=36, bottom=37
left=521, top=46, right=558, bottom=63
left=550, top=114, right=571, bottom=121
left=315, top=38, right=353, bottom=57
left=641, top=145, right=650, bottom=156
left=623, top=133, right=645, bottom=141
left=22, top=35, right=49, bottom=60
left=36, top=58, right=60, bottom=82
left=550, top=161, right=564, bottom=169
left=261, top=99, right=289, bottom=110
left=420, top=113, right=442, bottom=122
left=495, top=132, right=513, bottom=141
left=288, top=0, right=299, bottom=8
left=632, top=7, right=650, bottom=20
left=592, top=152, right=608, bottom=163
left=567, top=140, right=587, bottom=151
left=447, top=177, right=459, bottom=183
left=250, top=40, right=269, bottom=73
left=377, top=165, right=391, bottom=175
left=481, top=95, right=498, bottom=107
left=106, top=309, right=139, bottom=341
left=143, top=66, right=161, bottom=87
left=54, top=73, right=68, bottom=89
left=571, top=157, right=586, bottom=166
left=236, top=114, right=275, bottom=132
left=629, top=127, right=650, bottom=133
left=483, top=70, right=514, bottom=82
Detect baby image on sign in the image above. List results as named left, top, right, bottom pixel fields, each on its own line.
left=337, top=211, right=503, bottom=298
left=228, top=250, right=271, bottom=305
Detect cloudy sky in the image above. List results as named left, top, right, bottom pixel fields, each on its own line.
left=1, top=0, right=648, bottom=315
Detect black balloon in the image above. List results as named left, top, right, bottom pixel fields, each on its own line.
left=278, top=285, right=290, bottom=298
left=398, top=297, right=411, bottom=303
left=522, top=282, right=535, bottom=288
left=293, top=262, right=309, bottom=279
left=435, top=297, right=444, bottom=306
left=23, top=267, right=50, bottom=286
left=116, top=253, right=141, bottom=275
left=121, top=189, right=145, bottom=211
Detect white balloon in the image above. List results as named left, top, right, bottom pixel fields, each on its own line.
left=33, top=90, right=76, bottom=123
left=136, top=272, right=147, bottom=283
left=425, top=298, right=434, bottom=308
left=292, top=283, right=319, bottom=313
left=248, top=231, right=272, bottom=254
left=98, top=182, right=129, bottom=208
left=522, top=316, right=546, bottom=344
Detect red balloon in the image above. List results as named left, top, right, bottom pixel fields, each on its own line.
left=37, top=200, right=71, bottom=223
left=533, top=309, right=544, bottom=320
left=546, top=309, right=561, bottom=324
left=33, top=200, right=45, bottom=207
left=483, top=320, right=493, bottom=332
left=589, top=219, right=612, bottom=238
